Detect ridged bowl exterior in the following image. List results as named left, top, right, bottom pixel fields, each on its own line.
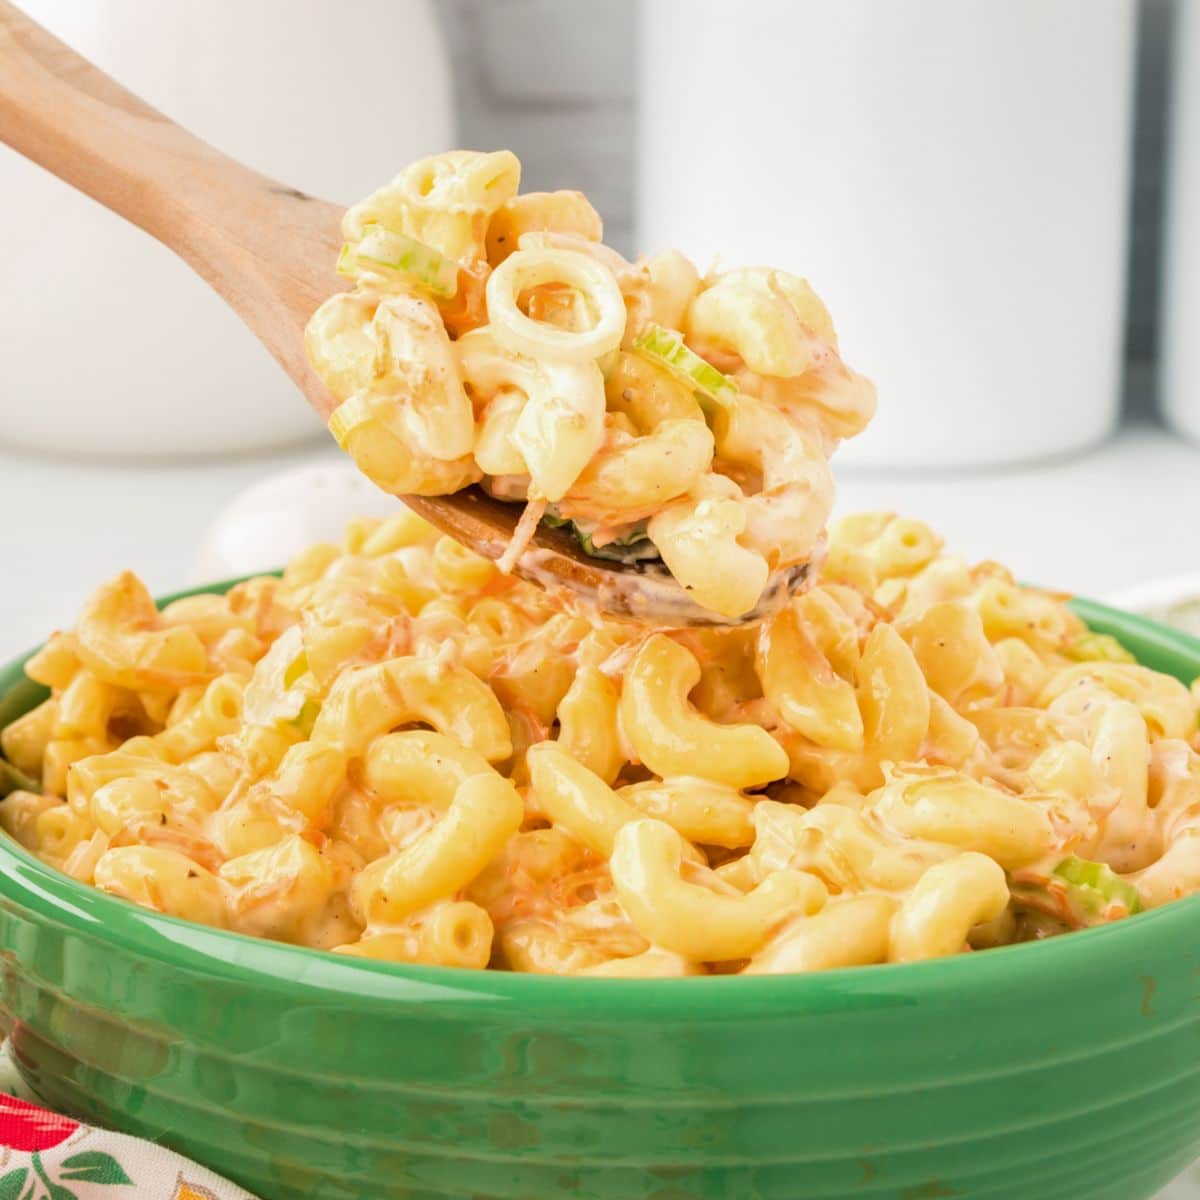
left=0, top=595, right=1198, bottom=1200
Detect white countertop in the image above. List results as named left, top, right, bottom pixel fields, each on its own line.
left=836, top=422, right=1200, bottom=597
left=0, top=440, right=327, bottom=655
left=1, top=421, right=1197, bottom=657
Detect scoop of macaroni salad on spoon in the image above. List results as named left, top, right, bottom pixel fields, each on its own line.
left=303, top=150, right=877, bottom=621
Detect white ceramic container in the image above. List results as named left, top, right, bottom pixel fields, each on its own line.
left=0, top=0, right=453, bottom=458
left=637, top=0, right=1136, bottom=468
left=1162, top=0, right=1200, bottom=446
left=191, top=458, right=402, bottom=583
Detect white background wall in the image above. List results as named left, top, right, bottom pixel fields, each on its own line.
left=439, top=0, right=637, bottom=254
left=441, top=0, right=1174, bottom=418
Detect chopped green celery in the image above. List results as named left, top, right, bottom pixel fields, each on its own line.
left=0, top=759, right=38, bottom=799
left=339, top=226, right=458, bottom=299
left=577, top=529, right=660, bottom=564
left=542, top=511, right=661, bottom=565
left=1065, top=631, right=1136, bottom=664
left=1012, top=856, right=1141, bottom=928
left=290, top=697, right=321, bottom=738
left=1052, top=857, right=1142, bottom=914
left=632, top=323, right=736, bottom=415
left=327, top=395, right=375, bottom=449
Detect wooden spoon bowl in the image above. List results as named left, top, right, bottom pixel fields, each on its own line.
left=405, top=488, right=814, bottom=625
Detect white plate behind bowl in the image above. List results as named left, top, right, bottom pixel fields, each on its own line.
left=190, top=460, right=403, bottom=583
left=1104, top=575, right=1200, bottom=638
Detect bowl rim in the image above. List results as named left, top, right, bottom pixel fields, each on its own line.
left=2, top=582, right=1199, bottom=1014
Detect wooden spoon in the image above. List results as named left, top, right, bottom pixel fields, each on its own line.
left=0, top=1, right=808, bottom=625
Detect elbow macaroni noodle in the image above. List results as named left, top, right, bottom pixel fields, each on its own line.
left=3, top=509, right=1199, bottom=975
left=304, top=150, right=878, bottom=619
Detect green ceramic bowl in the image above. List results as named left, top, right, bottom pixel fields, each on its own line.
left=1, top=591, right=1199, bottom=1200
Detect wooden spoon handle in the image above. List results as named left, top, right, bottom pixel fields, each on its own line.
left=0, top=0, right=343, bottom=414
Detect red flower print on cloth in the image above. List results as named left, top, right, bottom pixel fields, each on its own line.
left=0, top=1093, right=78, bottom=1152
left=0, top=1042, right=259, bottom=1198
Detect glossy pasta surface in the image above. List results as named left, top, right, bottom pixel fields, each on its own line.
left=304, top=149, right=877, bottom=619
left=3, top=511, right=1198, bottom=976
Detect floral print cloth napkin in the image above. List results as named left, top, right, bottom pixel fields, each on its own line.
left=0, top=1047, right=258, bottom=1200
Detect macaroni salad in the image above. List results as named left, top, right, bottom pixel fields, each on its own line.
left=303, top=150, right=876, bottom=619
left=3, top=511, right=1198, bottom=975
